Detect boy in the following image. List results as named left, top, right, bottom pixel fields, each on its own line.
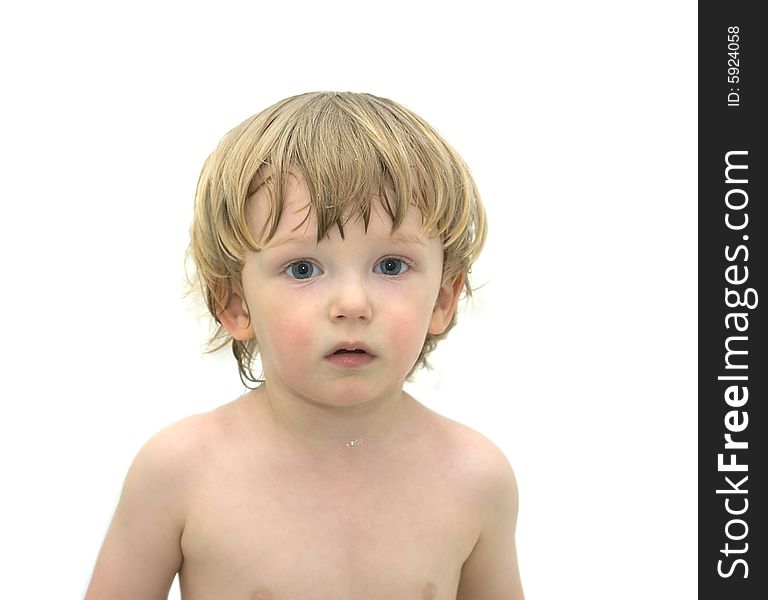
left=85, top=92, right=524, bottom=599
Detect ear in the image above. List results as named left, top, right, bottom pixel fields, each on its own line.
left=216, top=290, right=255, bottom=341
left=428, top=273, right=464, bottom=335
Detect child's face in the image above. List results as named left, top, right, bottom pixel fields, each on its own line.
left=227, top=174, right=459, bottom=406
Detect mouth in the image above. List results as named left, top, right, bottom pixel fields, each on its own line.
left=325, top=343, right=375, bottom=358
left=325, top=343, right=376, bottom=367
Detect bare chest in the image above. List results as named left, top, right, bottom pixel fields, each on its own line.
left=178, top=449, right=479, bottom=599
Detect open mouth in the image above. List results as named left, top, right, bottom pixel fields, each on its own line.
left=326, top=343, right=375, bottom=357
left=326, top=344, right=376, bottom=367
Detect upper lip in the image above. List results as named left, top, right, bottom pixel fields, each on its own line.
left=326, top=342, right=376, bottom=357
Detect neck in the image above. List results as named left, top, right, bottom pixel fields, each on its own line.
left=249, top=382, right=418, bottom=465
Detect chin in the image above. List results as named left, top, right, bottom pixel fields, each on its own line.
left=309, top=380, right=395, bottom=407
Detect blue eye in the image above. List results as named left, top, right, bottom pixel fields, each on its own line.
left=375, top=258, right=409, bottom=276
left=287, top=260, right=318, bottom=280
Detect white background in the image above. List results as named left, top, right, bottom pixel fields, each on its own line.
left=0, top=1, right=697, bottom=598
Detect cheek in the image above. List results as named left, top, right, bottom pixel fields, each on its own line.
left=256, top=297, right=317, bottom=355
left=378, top=290, right=437, bottom=350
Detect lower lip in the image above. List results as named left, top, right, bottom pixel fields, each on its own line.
left=325, top=353, right=376, bottom=368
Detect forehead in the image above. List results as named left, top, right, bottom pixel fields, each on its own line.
left=248, top=173, right=428, bottom=245
left=248, top=174, right=310, bottom=239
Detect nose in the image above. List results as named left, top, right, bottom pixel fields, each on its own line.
left=329, top=275, right=373, bottom=322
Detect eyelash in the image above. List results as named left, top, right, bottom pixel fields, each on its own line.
left=282, top=257, right=412, bottom=280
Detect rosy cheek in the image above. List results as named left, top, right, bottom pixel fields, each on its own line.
left=268, top=301, right=316, bottom=351
left=278, top=318, right=313, bottom=349
left=379, top=303, right=429, bottom=352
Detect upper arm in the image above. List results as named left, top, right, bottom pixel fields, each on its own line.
left=456, top=440, right=524, bottom=600
left=85, top=423, right=190, bottom=600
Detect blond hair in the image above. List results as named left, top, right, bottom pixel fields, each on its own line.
left=187, top=92, right=486, bottom=387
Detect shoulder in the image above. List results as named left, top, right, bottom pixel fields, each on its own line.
left=425, top=410, right=519, bottom=515
left=84, top=409, right=230, bottom=598
left=134, top=401, right=238, bottom=477
left=429, top=419, right=524, bottom=599
left=115, top=400, right=254, bottom=530
left=120, top=414, right=210, bottom=513
left=123, top=398, right=247, bottom=505
left=138, top=410, right=216, bottom=463
left=107, top=408, right=234, bottom=541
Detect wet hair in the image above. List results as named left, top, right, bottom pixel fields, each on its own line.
left=187, top=91, right=486, bottom=387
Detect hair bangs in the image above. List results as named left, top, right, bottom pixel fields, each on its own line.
left=251, top=93, right=450, bottom=245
